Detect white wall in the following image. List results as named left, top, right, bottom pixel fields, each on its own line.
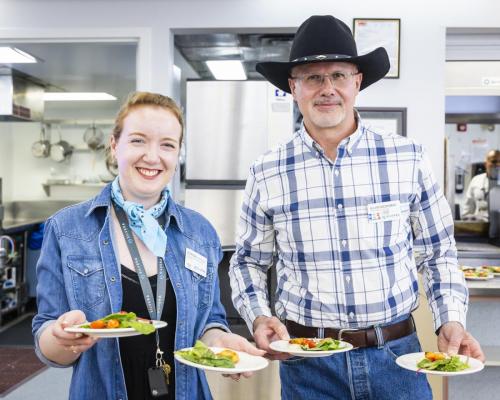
left=7, top=122, right=110, bottom=201
left=1, top=0, right=500, bottom=201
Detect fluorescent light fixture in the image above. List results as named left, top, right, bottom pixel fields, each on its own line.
left=206, top=60, right=247, bottom=80
left=0, top=47, right=37, bottom=63
left=43, top=92, right=117, bottom=101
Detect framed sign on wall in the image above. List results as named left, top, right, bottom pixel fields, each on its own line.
left=357, top=107, right=407, bottom=136
left=353, top=18, right=401, bottom=79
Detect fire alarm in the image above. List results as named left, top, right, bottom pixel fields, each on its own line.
left=457, top=123, right=467, bottom=132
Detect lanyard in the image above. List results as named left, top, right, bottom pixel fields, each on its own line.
left=113, top=203, right=167, bottom=348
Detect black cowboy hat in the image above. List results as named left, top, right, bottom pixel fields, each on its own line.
left=256, top=15, right=390, bottom=93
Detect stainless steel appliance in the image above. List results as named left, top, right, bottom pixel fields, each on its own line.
left=0, top=67, right=44, bottom=122
left=184, top=80, right=293, bottom=248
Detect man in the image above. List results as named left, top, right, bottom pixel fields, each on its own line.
left=229, top=15, right=484, bottom=399
left=462, top=149, right=500, bottom=221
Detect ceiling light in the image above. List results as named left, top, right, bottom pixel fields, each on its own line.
left=43, top=92, right=117, bottom=101
left=0, top=47, right=37, bottom=63
left=206, top=60, right=247, bottom=80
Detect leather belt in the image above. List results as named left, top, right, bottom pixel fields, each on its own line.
left=285, top=317, right=415, bottom=349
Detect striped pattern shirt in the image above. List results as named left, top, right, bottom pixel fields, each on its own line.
left=229, top=119, right=468, bottom=331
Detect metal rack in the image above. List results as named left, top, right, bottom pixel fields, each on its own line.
left=0, top=232, right=29, bottom=331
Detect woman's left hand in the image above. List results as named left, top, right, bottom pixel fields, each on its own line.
left=201, top=329, right=266, bottom=381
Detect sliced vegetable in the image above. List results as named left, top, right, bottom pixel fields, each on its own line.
left=218, top=349, right=240, bottom=364
left=90, top=320, right=106, bottom=329
left=417, top=353, right=469, bottom=372
left=175, top=340, right=238, bottom=368
left=288, top=337, right=346, bottom=351
left=81, top=311, right=156, bottom=335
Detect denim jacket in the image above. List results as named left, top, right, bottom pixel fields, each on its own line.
left=32, top=184, right=229, bottom=400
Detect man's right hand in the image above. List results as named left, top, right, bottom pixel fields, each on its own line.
left=253, top=316, right=291, bottom=360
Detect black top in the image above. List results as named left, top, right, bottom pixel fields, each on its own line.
left=119, top=265, right=177, bottom=400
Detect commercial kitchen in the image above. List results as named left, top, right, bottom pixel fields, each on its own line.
left=0, top=1, right=500, bottom=399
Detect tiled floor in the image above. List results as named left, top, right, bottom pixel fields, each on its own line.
left=0, top=313, right=71, bottom=400
left=3, top=366, right=71, bottom=400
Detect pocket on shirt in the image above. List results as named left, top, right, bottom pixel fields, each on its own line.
left=67, top=255, right=106, bottom=311
left=351, top=203, right=411, bottom=252
left=191, top=267, right=214, bottom=310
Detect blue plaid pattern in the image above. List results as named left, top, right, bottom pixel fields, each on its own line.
left=229, top=119, right=468, bottom=331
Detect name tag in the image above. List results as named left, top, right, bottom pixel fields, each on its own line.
left=367, top=201, right=401, bottom=223
left=185, top=248, right=208, bottom=277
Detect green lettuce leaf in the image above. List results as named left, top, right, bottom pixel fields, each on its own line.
left=175, top=340, right=235, bottom=368
left=417, top=355, right=469, bottom=371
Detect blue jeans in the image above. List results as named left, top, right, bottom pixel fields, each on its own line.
left=280, top=332, right=432, bottom=400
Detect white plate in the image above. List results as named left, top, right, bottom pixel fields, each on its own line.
left=269, top=339, right=353, bottom=358
left=464, top=274, right=494, bottom=281
left=174, top=347, right=269, bottom=373
left=64, top=320, right=167, bottom=338
left=396, top=352, right=484, bottom=376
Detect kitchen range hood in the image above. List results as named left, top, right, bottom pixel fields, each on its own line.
left=0, top=67, right=44, bottom=122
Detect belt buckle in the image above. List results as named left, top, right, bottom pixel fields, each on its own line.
left=337, top=328, right=359, bottom=342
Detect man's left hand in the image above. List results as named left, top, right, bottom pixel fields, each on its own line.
left=437, top=321, right=485, bottom=362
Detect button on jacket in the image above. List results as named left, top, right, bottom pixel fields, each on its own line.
left=33, top=184, right=228, bottom=400
left=229, top=119, right=468, bottom=332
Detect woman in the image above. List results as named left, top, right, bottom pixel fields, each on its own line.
left=32, top=92, right=263, bottom=399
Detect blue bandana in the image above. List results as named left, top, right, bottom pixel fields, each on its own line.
left=111, top=177, right=169, bottom=258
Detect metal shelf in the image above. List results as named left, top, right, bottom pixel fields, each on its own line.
left=42, top=182, right=106, bottom=196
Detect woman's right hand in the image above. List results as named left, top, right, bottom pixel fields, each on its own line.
left=50, top=310, right=98, bottom=355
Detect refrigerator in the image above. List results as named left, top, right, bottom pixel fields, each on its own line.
left=184, top=80, right=294, bottom=248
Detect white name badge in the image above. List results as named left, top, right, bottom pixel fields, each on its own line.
left=185, top=248, right=208, bottom=277
left=367, top=201, right=401, bottom=223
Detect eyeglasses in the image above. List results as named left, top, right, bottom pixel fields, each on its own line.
left=291, top=71, right=360, bottom=90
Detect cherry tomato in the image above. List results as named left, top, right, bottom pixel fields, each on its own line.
left=106, top=319, right=120, bottom=329
left=90, top=320, right=106, bottom=329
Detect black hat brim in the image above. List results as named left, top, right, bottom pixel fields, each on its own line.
left=256, top=47, right=390, bottom=93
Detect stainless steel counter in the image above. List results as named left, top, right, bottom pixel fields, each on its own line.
left=456, top=239, right=500, bottom=296
left=457, top=240, right=500, bottom=257
left=1, top=200, right=76, bottom=232
left=467, top=277, right=500, bottom=296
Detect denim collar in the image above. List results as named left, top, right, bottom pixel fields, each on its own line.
left=86, top=183, right=184, bottom=233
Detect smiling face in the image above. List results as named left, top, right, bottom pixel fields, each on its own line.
left=110, top=105, right=181, bottom=209
left=289, top=61, right=362, bottom=136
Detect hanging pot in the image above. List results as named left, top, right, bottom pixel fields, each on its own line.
left=50, top=126, right=73, bottom=163
left=83, top=123, right=104, bottom=150
left=31, top=125, right=50, bottom=158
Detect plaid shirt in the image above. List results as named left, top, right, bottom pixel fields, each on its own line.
left=229, top=118, right=468, bottom=332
